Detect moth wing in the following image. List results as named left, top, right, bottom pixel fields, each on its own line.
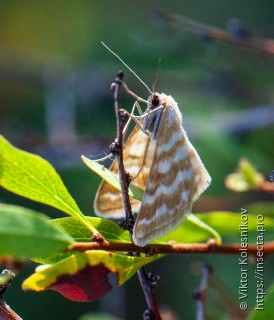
left=133, top=108, right=211, bottom=246
left=94, top=125, right=156, bottom=218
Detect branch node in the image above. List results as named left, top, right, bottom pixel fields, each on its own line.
left=207, top=238, right=217, bottom=251
left=145, top=245, right=158, bottom=257
left=110, top=71, right=124, bottom=93
left=118, top=217, right=135, bottom=231
left=203, top=263, right=213, bottom=274
left=110, top=82, right=116, bottom=92
left=109, top=139, right=121, bottom=156
left=146, top=273, right=161, bottom=288
left=91, top=232, right=108, bottom=245
left=125, top=171, right=133, bottom=185
left=119, top=109, right=129, bottom=125
left=143, top=308, right=155, bottom=320
left=192, top=289, right=202, bottom=301
left=115, top=70, right=124, bottom=83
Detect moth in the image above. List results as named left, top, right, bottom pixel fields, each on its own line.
left=94, top=43, right=211, bottom=246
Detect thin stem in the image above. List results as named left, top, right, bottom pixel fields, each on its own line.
left=192, top=264, right=212, bottom=320
left=137, top=268, right=162, bottom=320
left=0, top=300, right=22, bottom=320
left=70, top=240, right=274, bottom=256
left=111, top=71, right=162, bottom=319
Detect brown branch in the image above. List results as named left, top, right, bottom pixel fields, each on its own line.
left=156, top=11, right=274, bottom=56
left=70, top=239, right=274, bottom=256
left=112, top=71, right=135, bottom=227
left=111, top=71, right=162, bottom=320
left=0, top=299, right=22, bottom=320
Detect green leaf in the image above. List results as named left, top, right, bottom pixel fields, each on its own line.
left=155, top=213, right=222, bottom=244
left=34, top=217, right=130, bottom=264
left=246, top=201, right=274, bottom=217
left=0, top=136, right=97, bottom=234
left=22, top=250, right=158, bottom=300
left=225, top=158, right=264, bottom=192
left=196, top=211, right=274, bottom=238
left=53, top=214, right=220, bottom=246
left=0, top=204, right=73, bottom=259
left=81, top=156, right=144, bottom=201
left=248, top=283, right=274, bottom=319
left=52, top=217, right=129, bottom=243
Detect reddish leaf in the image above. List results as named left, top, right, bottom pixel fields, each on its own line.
left=23, top=251, right=158, bottom=302
left=47, top=264, right=112, bottom=302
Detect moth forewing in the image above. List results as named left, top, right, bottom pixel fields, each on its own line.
left=94, top=125, right=156, bottom=218
left=132, top=93, right=211, bottom=246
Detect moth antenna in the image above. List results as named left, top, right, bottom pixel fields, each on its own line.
left=102, top=42, right=152, bottom=94
left=152, top=57, right=161, bottom=93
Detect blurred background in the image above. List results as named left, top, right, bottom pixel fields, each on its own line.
left=0, top=1, right=274, bottom=319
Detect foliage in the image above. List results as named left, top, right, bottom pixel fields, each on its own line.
left=248, top=284, right=274, bottom=320
left=0, top=135, right=273, bottom=317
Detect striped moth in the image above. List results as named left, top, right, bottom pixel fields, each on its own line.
left=94, top=44, right=211, bottom=246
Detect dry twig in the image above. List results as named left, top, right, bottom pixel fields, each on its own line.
left=156, top=12, right=274, bottom=56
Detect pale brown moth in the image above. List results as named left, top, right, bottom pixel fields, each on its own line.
left=94, top=43, right=211, bottom=246
left=94, top=124, right=156, bottom=217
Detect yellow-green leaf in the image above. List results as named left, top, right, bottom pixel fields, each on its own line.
left=225, top=158, right=264, bottom=192
left=81, top=156, right=144, bottom=201
left=23, top=250, right=158, bottom=301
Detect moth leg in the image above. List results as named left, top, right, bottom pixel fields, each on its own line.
left=132, top=101, right=144, bottom=117
left=121, top=82, right=148, bottom=104
left=122, top=101, right=144, bottom=137
left=95, top=101, right=146, bottom=163
left=130, top=105, right=163, bottom=120
left=126, top=113, right=154, bottom=140
left=128, top=106, right=164, bottom=140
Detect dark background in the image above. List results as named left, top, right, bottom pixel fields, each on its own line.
left=0, top=1, right=274, bottom=319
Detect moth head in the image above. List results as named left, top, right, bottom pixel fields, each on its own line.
left=147, top=93, right=162, bottom=112
left=143, top=93, right=164, bottom=139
